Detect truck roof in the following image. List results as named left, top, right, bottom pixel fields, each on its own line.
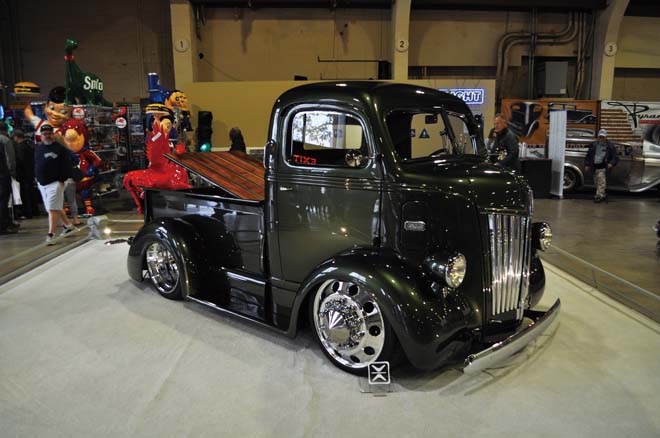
left=273, top=81, right=472, bottom=117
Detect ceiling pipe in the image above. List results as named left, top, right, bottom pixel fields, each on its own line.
left=495, top=11, right=575, bottom=88
left=496, top=12, right=579, bottom=102
left=574, top=12, right=584, bottom=98
left=528, top=8, right=538, bottom=98
left=577, top=12, right=595, bottom=98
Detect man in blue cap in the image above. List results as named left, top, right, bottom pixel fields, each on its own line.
left=585, top=128, right=618, bottom=203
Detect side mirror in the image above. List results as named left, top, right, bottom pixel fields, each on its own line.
left=425, top=114, right=438, bottom=124
left=344, top=149, right=365, bottom=168
left=263, top=139, right=276, bottom=169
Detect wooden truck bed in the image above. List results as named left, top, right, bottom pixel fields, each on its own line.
left=165, top=151, right=266, bottom=201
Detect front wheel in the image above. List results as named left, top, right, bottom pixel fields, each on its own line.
left=144, top=238, right=183, bottom=300
left=309, top=279, right=401, bottom=375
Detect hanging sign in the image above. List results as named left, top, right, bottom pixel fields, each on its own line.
left=439, top=88, right=485, bottom=105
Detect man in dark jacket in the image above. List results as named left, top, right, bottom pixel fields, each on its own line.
left=12, top=129, right=38, bottom=218
left=34, top=124, right=77, bottom=244
left=488, top=113, right=520, bottom=170
left=585, top=129, right=618, bottom=203
left=0, top=121, right=18, bottom=234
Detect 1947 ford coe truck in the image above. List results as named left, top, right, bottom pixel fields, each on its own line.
left=127, top=82, right=559, bottom=375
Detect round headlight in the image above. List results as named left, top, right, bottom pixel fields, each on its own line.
left=445, top=253, right=467, bottom=288
left=532, top=222, right=552, bottom=251
left=424, top=252, right=467, bottom=289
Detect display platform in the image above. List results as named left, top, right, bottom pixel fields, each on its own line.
left=0, top=241, right=659, bottom=437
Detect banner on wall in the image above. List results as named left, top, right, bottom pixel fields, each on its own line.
left=600, top=101, right=660, bottom=157
left=501, top=99, right=599, bottom=157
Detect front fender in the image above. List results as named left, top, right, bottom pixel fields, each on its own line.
left=290, top=248, right=476, bottom=369
left=528, top=251, right=546, bottom=308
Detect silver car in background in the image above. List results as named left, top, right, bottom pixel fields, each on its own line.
left=563, top=137, right=660, bottom=193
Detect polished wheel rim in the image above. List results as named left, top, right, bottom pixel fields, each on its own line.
left=145, top=242, right=179, bottom=294
left=313, top=279, right=385, bottom=369
left=563, top=170, right=576, bottom=191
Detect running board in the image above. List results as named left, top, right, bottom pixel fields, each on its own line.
left=186, top=296, right=289, bottom=336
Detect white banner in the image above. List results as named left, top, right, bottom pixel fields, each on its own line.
left=548, top=111, right=567, bottom=198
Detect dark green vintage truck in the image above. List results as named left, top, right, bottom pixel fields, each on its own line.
left=128, top=81, right=559, bottom=375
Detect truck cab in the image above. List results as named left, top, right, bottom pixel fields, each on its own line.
left=128, top=82, right=559, bottom=375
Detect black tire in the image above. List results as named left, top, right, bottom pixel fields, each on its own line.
left=143, top=236, right=184, bottom=300
left=563, top=167, right=581, bottom=193
left=308, top=279, right=402, bottom=376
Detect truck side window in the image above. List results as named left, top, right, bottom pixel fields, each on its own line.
left=387, top=110, right=482, bottom=160
left=287, top=111, right=368, bottom=168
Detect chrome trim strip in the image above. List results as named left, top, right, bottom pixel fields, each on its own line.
left=504, top=216, right=510, bottom=313
left=518, top=217, right=533, bottom=319
left=464, top=299, right=561, bottom=374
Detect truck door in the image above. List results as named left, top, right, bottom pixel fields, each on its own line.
left=273, top=107, right=382, bottom=283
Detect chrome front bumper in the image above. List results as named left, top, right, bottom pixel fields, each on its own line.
left=463, top=299, right=561, bottom=374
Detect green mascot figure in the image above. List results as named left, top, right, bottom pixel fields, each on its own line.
left=64, top=39, right=112, bottom=106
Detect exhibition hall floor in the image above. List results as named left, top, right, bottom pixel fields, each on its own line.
left=1, top=241, right=658, bottom=437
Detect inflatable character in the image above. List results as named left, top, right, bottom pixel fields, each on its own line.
left=147, top=72, right=192, bottom=143
left=24, top=86, right=71, bottom=142
left=62, top=119, right=102, bottom=215
left=147, top=72, right=169, bottom=104
left=123, top=117, right=191, bottom=214
left=64, top=39, right=111, bottom=106
left=165, top=89, right=192, bottom=135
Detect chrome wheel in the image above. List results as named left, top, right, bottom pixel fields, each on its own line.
left=312, top=279, right=385, bottom=369
left=563, top=168, right=579, bottom=192
left=145, top=242, right=180, bottom=295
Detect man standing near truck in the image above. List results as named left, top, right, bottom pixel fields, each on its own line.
left=585, top=129, right=618, bottom=203
left=487, top=113, right=520, bottom=170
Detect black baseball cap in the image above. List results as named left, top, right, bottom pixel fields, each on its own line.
left=41, top=124, right=54, bottom=132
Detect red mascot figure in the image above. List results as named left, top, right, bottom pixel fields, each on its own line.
left=62, top=119, right=102, bottom=215
left=123, top=118, right=191, bottom=214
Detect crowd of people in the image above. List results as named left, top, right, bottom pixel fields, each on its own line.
left=0, top=121, right=78, bottom=244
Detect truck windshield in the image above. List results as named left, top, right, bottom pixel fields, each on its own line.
left=386, top=109, right=486, bottom=161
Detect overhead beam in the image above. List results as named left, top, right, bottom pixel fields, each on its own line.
left=189, top=0, right=607, bottom=11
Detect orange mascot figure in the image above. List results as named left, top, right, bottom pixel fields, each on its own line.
left=25, top=86, right=71, bottom=142
left=123, top=118, right=191, bottom=214
left=62, top=119, right=102, bottom=215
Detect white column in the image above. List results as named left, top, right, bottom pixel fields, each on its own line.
left=391, top=0, right=412, bottom=81
left=590, top=0, right=630, bottom=99
left=170, top=0, right=199, bottom=88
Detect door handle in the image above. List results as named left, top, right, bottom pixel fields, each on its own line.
left=279, top=186, right=294, bottom=192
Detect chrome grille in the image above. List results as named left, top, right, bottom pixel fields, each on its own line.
left=487, top=213, right=532, bottom=318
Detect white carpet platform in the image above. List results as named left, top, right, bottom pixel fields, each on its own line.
left=1, top=241, right=659, bottom=437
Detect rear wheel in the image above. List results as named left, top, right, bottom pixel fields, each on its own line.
left=309, top=279, right=401, bottom=375
left=144, top=239, right=183, bottom=300
left=563, top=167, right=581, bottom=193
